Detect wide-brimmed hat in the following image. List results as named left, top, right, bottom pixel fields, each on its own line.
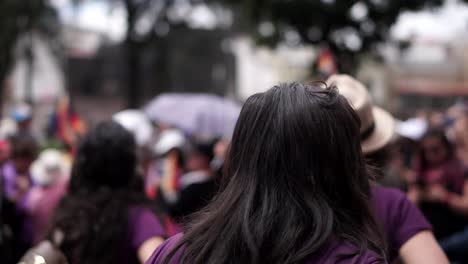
left=113, top=110, right=154, bottom=147
left=30, top=149, right=70, bottom=186
left=327, top=74, right=395, bottom=154
left=153, top=129, right=187, bottom=156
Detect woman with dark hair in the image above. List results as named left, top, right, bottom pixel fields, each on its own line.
left=415, top=130, right=463, bottom=192
left=1, top=134, right=38, bottom=259
left=48, top=121, right=166, bottom=264
left=409, top=129, right=467, bottom=239
left=147, top=83, right=386, bottom=264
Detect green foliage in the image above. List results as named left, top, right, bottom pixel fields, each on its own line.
left=223, top=0, right=444, bottom=72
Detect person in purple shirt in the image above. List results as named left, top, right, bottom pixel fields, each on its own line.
left=2, top=133, right=38, bottom=204
left=328, top=74, right=448, bottom=264
left=147, top=83, right=387, bottom=263
left=371, top=185, right=433, bottom=262
left=1, top=133, right=38, bottom=259
left=47, top=121, right=167, bottom=264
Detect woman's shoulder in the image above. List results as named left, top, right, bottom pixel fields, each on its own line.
left=371, top=185, right=409, bottom=213
left=370, top=185, right=431, bottom=259
left=146, top=234, right=385, bottom=264
left=145, top=233, right=184, bottom=264
left=307, top=239, right=385, bottom=264
left=371, top=185, right=429, bottom=227
left=127, top=206, right=167, bottom=249
left=371, top=185, right=406, bottom=199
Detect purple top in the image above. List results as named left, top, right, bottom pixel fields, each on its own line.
left=417, top=158, right=465, bottom=194
left=146, top=233, right=383, bottom=264
left=1, top=161, right=35, bottom=244
left=2, top=161, right=33, bottom=203
left=123, top=206, right=167, bottom=264
left=371, top=185, right=432, bottom=262
left=24, top=180, right=68, bottom=243
left=146, top=186, right=429, bottom=264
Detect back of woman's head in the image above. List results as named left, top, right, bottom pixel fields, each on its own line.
left=51, top=121, right=144, bottom=263
left=173, top=83, right=384, bottom=264
left=69, top=121, right=137, bottom=193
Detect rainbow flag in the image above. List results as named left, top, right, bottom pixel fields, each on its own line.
left=48, top=97, right=86, bottom=149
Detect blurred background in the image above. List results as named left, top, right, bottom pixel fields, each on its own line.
left=2, top=0, right=468, bottom=127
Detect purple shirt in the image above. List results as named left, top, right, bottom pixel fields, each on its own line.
left=1, top=161, right=34, bottom=245
left=146, top=233, right=384, bottom=264
left=371, top=185, right=432, bottom=262
left=24, top=180, right=68, bottom=243
left=146, top=186, right=429, bottom=264
left=123, top=206, right=167, bottom=264
left=2, top=161, right=33, bottom=203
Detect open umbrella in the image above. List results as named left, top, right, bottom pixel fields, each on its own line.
left=144, top=93, right=241, bottom=139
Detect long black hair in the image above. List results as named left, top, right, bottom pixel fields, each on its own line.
left=165, top=83, right=386, bottom=263
left=49, top=121, right=156, bottom=263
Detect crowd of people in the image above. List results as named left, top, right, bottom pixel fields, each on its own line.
left=1, top=74, right=468, bottom=263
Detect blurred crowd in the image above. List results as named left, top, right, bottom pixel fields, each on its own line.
left=0, top=94, right=232, bottom=263
left=1, top=79, right=468, bottom=263
left=374, top=100, right=468, bottom=261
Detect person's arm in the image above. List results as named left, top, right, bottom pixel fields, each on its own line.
left=399, top=231, right=449, bottom=264
left=159, top=150, right=182, bottom=203
left=372, top=186, right=436, bottom=262
left=128, top=207, right=168, bottom=264
left=138, top=236, right=165, bottom=264
left=145, top=234, right=184, bottom=264
left=406, top=185, right=422, bottom=205
left=447, top=181, right=468, bottom=216
left=424, top=180, right=468, bottom=216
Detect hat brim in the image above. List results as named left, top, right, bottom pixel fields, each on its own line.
left=361, top=107, right=395, bottom=154
left=30, top=160, right=69, bottom=186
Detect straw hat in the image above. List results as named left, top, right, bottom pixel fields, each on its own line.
left=327, top=74, right=395, bottom=154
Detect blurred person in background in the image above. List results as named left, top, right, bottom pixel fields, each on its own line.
left=11, top=103, right=33, bottom=136
left=2, top=134, right=39, bottom=204
left=409, top=129, right=467, bottom=240
left=423, top=114, right=468, bottom=262
left=0, top=133, right=38, bottom=259
left=153, top=129, right=219, bottom=224
left=428, top=111, right=446, bottom=129
left=23, top=149, right=70, bottom=244
left=157, top=139, right=218, bottom=224
left=395, top=117, right=429, bottom=194
left=44, top=121, right=166, bottom=264
left=152, top=129, right=187, bottom=201
left=0, top=139, right=13, bottom=262
left=453, top=114, right=468, bottom=167
left=328, top=75, right=447, bottom=264
left=211, top=138, right=229, bottom=178
left=113, top=109, right=156, bottom=192
left=147, top=83, right=387, bottom=264
left=46, top=96, right=87, bottom=153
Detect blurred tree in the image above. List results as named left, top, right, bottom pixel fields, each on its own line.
left=76, top=0, right=171, bottom=108
left=222, top=0, right=443, bottom=74
left=121, top=0, right=172, bottom=108
left=0, top=0, right=58, bottom=105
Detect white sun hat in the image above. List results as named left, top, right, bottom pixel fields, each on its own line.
left=30, top=149, right=70, bottom=186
